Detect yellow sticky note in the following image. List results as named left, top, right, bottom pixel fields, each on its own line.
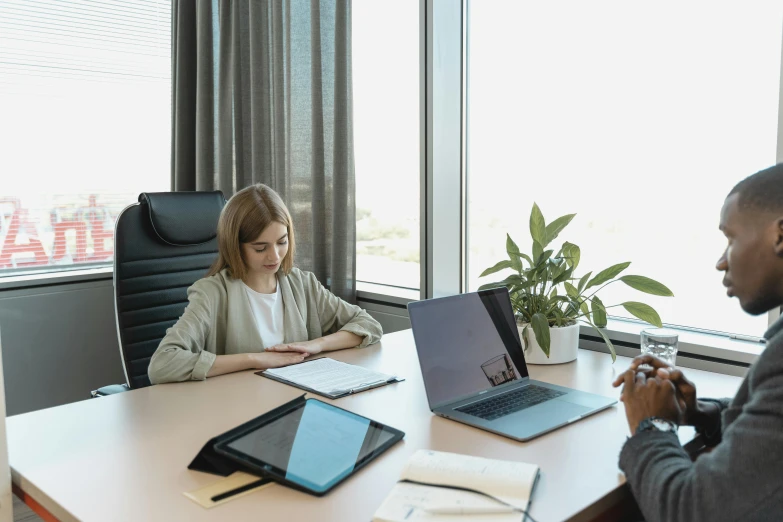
left=184, top=472, right=274, bottom=508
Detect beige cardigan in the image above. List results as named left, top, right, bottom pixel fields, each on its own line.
left=148, top=268, right=383, bottom=384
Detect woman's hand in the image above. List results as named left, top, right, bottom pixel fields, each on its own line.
left=265, top=339, right=325, bottom=355
left=250, top=351, right=309, bottom=370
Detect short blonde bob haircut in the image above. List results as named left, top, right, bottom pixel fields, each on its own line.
left=207, top=183, right=296, bottom=280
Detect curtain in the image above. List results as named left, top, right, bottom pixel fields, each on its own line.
left=171, top=0, right=356, bottom=302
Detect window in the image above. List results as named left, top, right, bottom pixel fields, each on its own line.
left=352, top=0, right=420, bottom=290
left=467, top=2, right=782, bottom=336
left=0, top=0, right=171, bottom=275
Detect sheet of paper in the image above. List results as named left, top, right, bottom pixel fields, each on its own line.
left=183, top=472, right=273, bottom=508
left=400, top=450, right=538, bottom=510
left=373, top=482, right=522, bottom=522
left=264, top=357, right=397, bottom=395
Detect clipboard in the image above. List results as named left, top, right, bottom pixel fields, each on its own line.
left=255, top=357, right=404, bottom=399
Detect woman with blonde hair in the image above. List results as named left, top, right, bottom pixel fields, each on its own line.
left=148, top=183, right=382, bottom=384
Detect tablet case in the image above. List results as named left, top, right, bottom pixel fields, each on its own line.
left=189, top=393, right=405, bottom=497
left=188, top=394, right=308, bottom=476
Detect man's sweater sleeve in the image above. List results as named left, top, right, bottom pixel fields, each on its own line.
left=692, top=398, right=731, bottom=446
left=619, top=366, right=783, bottom=522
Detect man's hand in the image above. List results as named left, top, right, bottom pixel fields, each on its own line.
left=615, top=367, right=683, bottom=434
left=613, top=354, right=700, bottom=425
left=265, top=339, right=324, bottom=355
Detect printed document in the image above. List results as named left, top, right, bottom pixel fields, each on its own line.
left=263, top=357, right=398, bottom=397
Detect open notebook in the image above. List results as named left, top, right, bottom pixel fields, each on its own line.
left=374, top=450, right=540, bottom=522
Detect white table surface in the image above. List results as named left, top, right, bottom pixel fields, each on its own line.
left=8, top=329, right=743, bottom=522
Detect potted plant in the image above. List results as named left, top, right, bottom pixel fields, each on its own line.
left=479, top=203, right=673, bottom=364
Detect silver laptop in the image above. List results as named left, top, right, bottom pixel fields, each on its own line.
left=407, top=287, right=616, bottom=441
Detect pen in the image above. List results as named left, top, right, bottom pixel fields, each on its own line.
left=421, top=505, right=518, bottom=515
left=210, top=478, right=270, bottom=503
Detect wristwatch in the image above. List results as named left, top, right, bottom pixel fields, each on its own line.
left=636, top=417, right=678, bottom=435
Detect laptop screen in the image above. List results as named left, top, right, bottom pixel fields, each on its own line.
left=408, top=288, right=530, bottom=408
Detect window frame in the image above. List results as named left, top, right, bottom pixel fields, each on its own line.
left=417, top=0, right=783, bottom=375
left=4, top=0, right=783, bottom=377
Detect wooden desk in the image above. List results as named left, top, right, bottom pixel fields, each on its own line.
left=8, top=330, right=742, bottom=522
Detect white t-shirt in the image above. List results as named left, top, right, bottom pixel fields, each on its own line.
left=243, top=282, right=285, bottom=348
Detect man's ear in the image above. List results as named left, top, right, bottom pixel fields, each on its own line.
left=774, top=217, right=783, bottom=257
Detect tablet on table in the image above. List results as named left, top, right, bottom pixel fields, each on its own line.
left=213, top=397, right=404, bottom=496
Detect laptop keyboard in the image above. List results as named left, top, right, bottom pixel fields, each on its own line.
left=455, top=385, right=567, bottom=421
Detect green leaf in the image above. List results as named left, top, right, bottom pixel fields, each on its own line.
left=561, top=242, right=581, bottom=270
left=532, top=240, right=543, bottom=264
left=516, top=305, right=531, bottom=323
left=479, top=260, right=512, bottom=278
left=591, top=296, right=607, bottom=328
left=536, top=249, right=554, bottom=266
left=544, top=214, right=576, bottom=247
left=549, top=258, right=567, bottom=278
left=510, top=255, right=523, bottom=273
left=552, top=307, right=565, bottom=326
left=549, top=286, right=558, bottom=298
left=507, top=239, right=534, bottom=266
left=580, top=300, right=590, bottom=318
left=622, top=302, right=663, bottom=327
left=521, top=325, right=530, bottom=353
left=530, top=203, right=546, bottom=245
left=552, top=266, right=574, bottom=286
left=577, top=271, right=592, bottom=294
left=586, top=262, right=631, bottom=289
left=506, top=234, right=520, bottom=257
left=501, top=274, right=526, bottom=286
left=478, top=282, right=504, bottom=291
left=583, top=318, right=616, bottom=362
left=547, top=295, right=571, bottom=307
left=564, top=281, right=578, bottom=298
left=564, top=298, right=581, bottom=319
left=619, top=275, right=674, bottom=297
left=531, top=312, right=551, bottom=357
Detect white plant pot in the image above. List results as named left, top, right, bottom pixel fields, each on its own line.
left=518, top=322, right=580, bottom=365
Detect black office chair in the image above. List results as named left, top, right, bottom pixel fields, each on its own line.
left=92, top=191, right=226, bottom=396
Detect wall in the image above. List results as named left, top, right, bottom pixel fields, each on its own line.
left=359, top=299, right=411, bottom=334
left=0, top=277, right=125, bottom=416
left=0, top=339, right=11, bottom=521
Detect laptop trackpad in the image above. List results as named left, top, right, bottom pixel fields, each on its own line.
left=495, top=400, right=589, bottom=437
left=557, top=391, right=616, bottom=409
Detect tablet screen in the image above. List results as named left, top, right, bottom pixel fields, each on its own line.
left=223, top=399, right=398, bottom=493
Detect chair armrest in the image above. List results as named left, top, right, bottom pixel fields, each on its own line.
left=91, top=384, right=130, bottom=398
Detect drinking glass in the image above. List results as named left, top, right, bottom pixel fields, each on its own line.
left=640, top=328, right=679, bottom=365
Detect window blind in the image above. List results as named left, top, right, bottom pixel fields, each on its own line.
left=0, top=0, right=171, bottom=274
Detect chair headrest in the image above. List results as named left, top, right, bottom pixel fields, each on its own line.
left=139, top=191, right=226, bottom=246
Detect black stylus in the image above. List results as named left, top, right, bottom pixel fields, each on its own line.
left=210, top=478, right=271, bottom=502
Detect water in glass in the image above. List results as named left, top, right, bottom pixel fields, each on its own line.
left=641, top=328, right=679, bottom=366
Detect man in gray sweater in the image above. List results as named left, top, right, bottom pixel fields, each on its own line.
left=612, top=164, right=783, bottom=522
